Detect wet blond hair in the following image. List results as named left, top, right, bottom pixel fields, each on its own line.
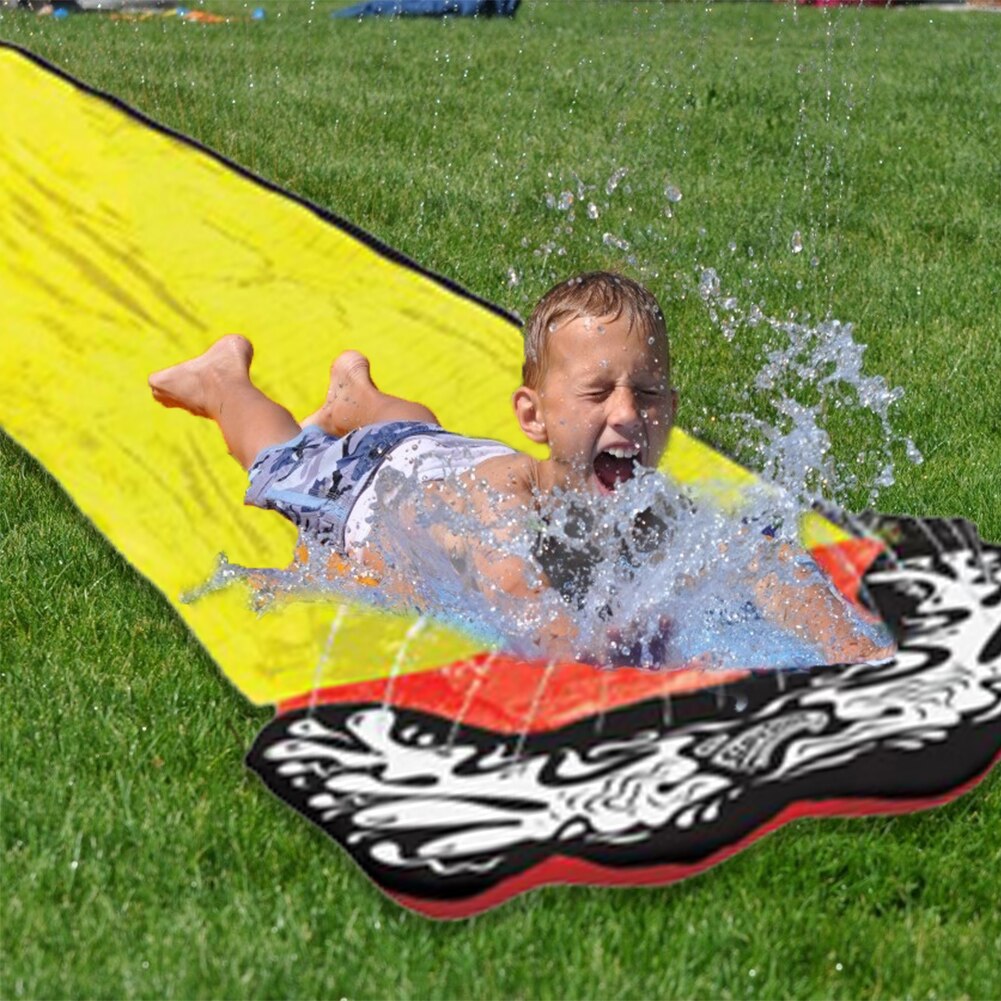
left=521, top=271, right=669, bottom=390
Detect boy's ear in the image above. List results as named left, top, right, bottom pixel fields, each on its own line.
left=512, top=385, right=548, bottom=444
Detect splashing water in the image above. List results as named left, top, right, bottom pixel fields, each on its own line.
left=521, top=472, right=891, bottom=670
left=697, top=267, right=921, bottom=509
left=189, top=437, right=892, bottom=672
left=185, top=255, right=916, bottom=672
left=523, top=165, right=668, bottom=297
left=183, top=251, right=915, bottom=672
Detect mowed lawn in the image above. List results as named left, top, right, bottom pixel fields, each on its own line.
left=2, top=2, right=1000, bottom=998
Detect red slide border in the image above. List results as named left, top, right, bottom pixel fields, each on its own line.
left=390, top=751, right=1001, bottom=918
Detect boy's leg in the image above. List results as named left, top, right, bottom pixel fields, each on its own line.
left=300, top=351, right=438, bottom=434
left=149, top=335, right=301, bottom=471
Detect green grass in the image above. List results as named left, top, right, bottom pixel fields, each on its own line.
left=2, top=1, right=1000, bottom=997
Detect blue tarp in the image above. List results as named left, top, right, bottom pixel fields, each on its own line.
left=332, top=0, right=519, bottom=18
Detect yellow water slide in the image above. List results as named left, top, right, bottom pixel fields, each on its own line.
left=0, top=43, right=850, bottom=706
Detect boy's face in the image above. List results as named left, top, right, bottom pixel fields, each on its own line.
left=518, top=311, right=676, bottom=494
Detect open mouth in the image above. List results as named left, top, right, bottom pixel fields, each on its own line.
left=593, top=447, right=640, bottom=492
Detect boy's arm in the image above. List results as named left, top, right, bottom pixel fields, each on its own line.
left=751, top=541, right=895, bottom=664
left=468, top=543, right=582, bottom=661
left=427, top=455, right=586, bottom=663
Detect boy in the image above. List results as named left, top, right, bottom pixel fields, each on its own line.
left=149, top=271, right=893, bottom=667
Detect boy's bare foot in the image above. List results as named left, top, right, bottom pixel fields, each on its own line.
left=301, top=351, right=380, bottom=434
left=149, top=335, right=254, bottom=418
left=330, top=350, right=377, bottom=401
left=301, top=350, right=439, bottom=434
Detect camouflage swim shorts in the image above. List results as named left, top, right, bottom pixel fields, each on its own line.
left=245, top=420, right=513, bottom=553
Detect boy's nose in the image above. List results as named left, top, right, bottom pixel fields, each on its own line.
left=607, top=388, right=642, bottom=431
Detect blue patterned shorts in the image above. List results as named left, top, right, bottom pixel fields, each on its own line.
left=245, top=421, right=513, bottom=553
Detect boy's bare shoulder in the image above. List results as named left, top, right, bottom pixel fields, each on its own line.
left=422, top=450, right=536, bottom=519
left=416, top=451, right=538, bottom=557
left=469, top=451, right=537, bottom=503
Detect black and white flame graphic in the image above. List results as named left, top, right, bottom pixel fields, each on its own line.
left=247, top=516, right=1001, bottom=911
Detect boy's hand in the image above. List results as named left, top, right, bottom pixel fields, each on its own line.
left=602, top=614, right=674, bottom=668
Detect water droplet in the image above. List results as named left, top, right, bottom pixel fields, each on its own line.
left=506, top=268, right=519, bottom=287
left=605, top=166, right=628, bottom=195
left=790, top=230, right=804, bottom=254
left=587, top=202, right=599, bottom=220
left=602, top=232, right=630, bottom=251
left=664, top=183, right=683, bottom=203
left=699, top=268, right=721, bottom=300
left=557, top=190, right=574, bottom=211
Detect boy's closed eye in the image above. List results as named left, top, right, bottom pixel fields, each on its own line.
left=579, top=382, right=667, bottom=400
